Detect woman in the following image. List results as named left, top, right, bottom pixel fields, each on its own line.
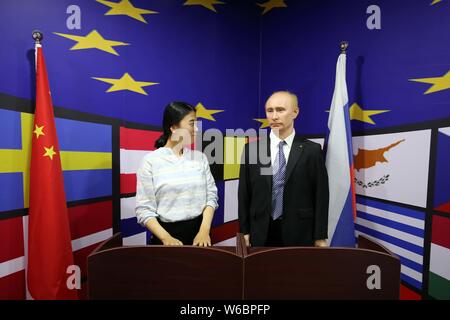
left=135, top=101, right=218, bottom=246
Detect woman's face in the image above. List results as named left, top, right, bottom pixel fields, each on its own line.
left=170, top=111, right=197, bottom=146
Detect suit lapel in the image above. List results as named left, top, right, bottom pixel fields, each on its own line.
left=285, top=135, right=305, bottom=183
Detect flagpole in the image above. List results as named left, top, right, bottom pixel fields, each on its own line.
left=25, top=30, right=44, bottom=301
left=323, top=41, right=349, bottom=157
left=338, top=41, right=357, bottom=223
left=32, top=30, right=43, bottom=71
left=340, top=41, right=348, bottom=54
left=32, top=30, right=43, bottom=44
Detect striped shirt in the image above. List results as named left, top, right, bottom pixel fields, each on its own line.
left=135, top=147, right=218, bottom=226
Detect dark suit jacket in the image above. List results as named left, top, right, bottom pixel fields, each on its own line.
left=238, top=135, right=329, bottom=246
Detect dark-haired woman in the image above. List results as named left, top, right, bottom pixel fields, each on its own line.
left=135, top=102, right=218, bottom=246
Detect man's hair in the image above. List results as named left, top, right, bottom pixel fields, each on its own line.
left=268, top=90, right=299, bottom=109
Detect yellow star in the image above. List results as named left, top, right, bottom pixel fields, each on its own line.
left=257, top=0, right=287, bottom=15
left=33, top=125, right=45, bottom=139
left=254, top=118, right=270, bottom=129
left=53, top=30, right=129, bottom=56
left=431, top=0, right=442, bottom=5
left=183, top=0, right=225, bottom=13
left=43, top=146, right=57, bottom=160
left=195, top=102, right=224, bottom=121
left=348, top=103, right=390, bottom=125
left=96, top=0, right=157, bottom=23
left=92, top=73, right=159, bottom=95
left=410, top=71, right=450, bottom=94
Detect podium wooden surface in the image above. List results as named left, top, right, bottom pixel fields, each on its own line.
left=88, top=233, right=242, bottom=300
left=88, top=233, right=400, bottom=299
left=243, top=246, right=400, bottom=299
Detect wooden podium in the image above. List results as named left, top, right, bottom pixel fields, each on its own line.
left=88, top=233, right=400, bottom=299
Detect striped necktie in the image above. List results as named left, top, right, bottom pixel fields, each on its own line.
left=272, top=141, right=286, bottom=220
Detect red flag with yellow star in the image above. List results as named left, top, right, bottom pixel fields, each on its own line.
left=27, top=44, right=77, bottom=300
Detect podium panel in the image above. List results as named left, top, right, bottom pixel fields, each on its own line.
left=88, top=233, right=242, bottom=299
left=243, top=246, right=400, bottom=299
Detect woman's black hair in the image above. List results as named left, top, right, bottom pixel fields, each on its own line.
left=155, top=101, right=196, bottom=148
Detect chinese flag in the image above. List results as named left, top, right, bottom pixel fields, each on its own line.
left=27, top=44, right=78, bottom=299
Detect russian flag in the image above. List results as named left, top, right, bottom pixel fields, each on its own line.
left=324, top=50, right=356, bottom=247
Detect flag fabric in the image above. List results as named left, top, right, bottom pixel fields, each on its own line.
left=27, top=44, right=77, bottom=299
left=355, top=197, right=425, bottom=289
left=429, top=215, right=450, bottom=300
left=325, top=52, right=356, bottom=247
left=119, top=126, right=159, bottom=245
left=434, top=127, right=450, bottom=214
left=0, top=217, right=25, bottom=299
left=352, top=131, right=430, bottom=208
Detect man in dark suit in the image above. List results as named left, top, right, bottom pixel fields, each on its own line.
left=238, top=91, right=329, bottom=247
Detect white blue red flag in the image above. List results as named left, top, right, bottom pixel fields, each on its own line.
left=325, top=52, right=356, bottom=247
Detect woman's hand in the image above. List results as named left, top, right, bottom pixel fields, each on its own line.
left=161, top=236, right=183, bottom=246
left=146, top=219, right=182, bottom=246
left=193, top=229, right=211, bottom=247
left=194, top=208, right=214, bottom=247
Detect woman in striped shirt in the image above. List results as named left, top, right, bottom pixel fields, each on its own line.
left=135, top=102, right=218, bottom=246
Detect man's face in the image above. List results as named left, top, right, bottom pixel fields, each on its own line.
left=265, top=92, right=299, bottom=135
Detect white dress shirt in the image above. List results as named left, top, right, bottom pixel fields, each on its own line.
left=270, top=129, right=296, bottom=166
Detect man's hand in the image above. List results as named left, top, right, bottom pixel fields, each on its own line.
left=244, top=234, right=251, bottom=247
left=314, top=239, right=327, bottom=247
left=193, top=230, right=211, bottom=247
left=161, top=236, right=183, bottom=246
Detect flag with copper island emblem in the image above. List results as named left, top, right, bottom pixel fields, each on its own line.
left=27, top=42, right=78, bottom=300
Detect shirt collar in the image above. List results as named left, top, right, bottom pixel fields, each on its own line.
left=270, top=129, right=296, bottom=148
left=159, top=146, right=192, bottom=161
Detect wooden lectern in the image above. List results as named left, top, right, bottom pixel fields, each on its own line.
left=88, top=233, right=400, bottom=299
